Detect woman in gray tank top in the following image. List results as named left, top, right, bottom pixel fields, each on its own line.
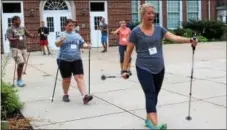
left=121, top=3, right=197, bottom=129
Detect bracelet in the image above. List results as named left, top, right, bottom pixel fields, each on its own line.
left=122, top=70, right=128, bottom=73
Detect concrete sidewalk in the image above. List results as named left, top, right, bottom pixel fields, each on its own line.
left=2, top=42, right=226, bottom=129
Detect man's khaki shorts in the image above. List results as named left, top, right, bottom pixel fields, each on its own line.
left=11, top=48, right=27, bottom=64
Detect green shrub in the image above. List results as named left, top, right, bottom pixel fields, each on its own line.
left=183, top=29, right=195, bottom=37
left=1, top=82, right=23, bottom=119
left=173, top=28, right=185, bottom=36
left=183, top=20, right=225, bottom=40
left=197, top=35, right=208, bottom=42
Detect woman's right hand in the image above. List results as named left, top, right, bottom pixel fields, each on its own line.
left=122, top=72, right=129, bottom=79
left=60, top=36, right=67, bottom=42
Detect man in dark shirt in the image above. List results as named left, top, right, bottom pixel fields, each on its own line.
left=38, top=21, right=51, bottom=55
left=7, top=15, right=35, bottom=87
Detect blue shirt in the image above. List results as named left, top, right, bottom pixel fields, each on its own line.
left=56, top=31, right=84, bottom=61
left=129, top=25, right=167, bottom=74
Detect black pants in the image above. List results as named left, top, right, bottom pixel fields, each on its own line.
left=136, top=66, right=165, bottom=113
left=118, top=45, right=131, bottom=63
left=57, top=59, right=84, bottom=78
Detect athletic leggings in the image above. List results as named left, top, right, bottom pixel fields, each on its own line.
left=136, top=66, right=165, bottom=113
left=119, top=45, right=131, bottom=63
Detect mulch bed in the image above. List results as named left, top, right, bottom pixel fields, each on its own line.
left=2, top=111, right=33, bottom=130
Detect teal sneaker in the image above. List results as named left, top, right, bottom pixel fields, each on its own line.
left=17, top=80, right=25, bottom=87
left=144, top=119, right=167, bottom=130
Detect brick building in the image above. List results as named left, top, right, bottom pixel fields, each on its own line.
left=1, top=0, right=218, bottom=54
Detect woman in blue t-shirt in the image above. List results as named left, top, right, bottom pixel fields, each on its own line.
left=55, top=19, right=93, bottom=104
left=122, top=3, right=197, bottom=129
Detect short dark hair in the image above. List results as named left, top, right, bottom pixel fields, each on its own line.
left=64, top=19, right=74, bottom=26
left=12, top=16, right=20, bottom=23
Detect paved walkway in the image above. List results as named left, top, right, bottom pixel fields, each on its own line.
left=2, top=42, right=226, bottom=129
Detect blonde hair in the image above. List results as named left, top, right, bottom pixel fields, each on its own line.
left=139, top=3, right=154, bottom=17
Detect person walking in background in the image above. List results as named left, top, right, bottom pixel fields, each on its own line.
left=99, top=17, right=108, bottom=53
left=111, top=20, right=132, bottom=75
left=38, top=21, right=51, bottom=55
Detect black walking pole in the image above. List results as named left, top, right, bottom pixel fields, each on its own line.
left=88, top=35, right=91, bottom=94
left=186, top=37, right=196, bottom=121
left=51, top=34, right=61, bottom=102
left=51, top=68, right=59, bottom=102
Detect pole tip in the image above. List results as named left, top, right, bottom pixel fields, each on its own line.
left=186, top=116, right=192, bottom=121
left=101, top=75, right=106, bottom=80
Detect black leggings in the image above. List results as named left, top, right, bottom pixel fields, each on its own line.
left=119, top=45, right=131, bottom=63
left=136, top=66, right=165, bottom=113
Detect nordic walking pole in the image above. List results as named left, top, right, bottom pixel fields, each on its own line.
left=51, top=34, right=62, bottom=102
left=87, top=34, right=91, bottom=94
left=51, top=68, right=59, bottom=102
left=186, top=36, right=197, bottom=121
left=12, top=42, right=19, bottom=87
left=23, top=38, right=32, bottom=74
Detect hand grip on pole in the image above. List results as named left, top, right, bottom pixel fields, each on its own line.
left=191, top=37, right=196, bottom=51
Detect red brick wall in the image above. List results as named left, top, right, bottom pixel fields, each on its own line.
left=210, top=0, right=217, bottom=20
left=201, top=0, right=208, bottom=20
left=182, top=0, right=187, bottom=23
left=23, top=0, right=41, bottom=52
left=162, top=0, right=167, bottom=28
left=74, top=1, right=90, bottom=42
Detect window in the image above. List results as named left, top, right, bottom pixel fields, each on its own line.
left=60, top=17, right=67, bottom=31
left=167, top=1, right=180, bottom=29
left=187, top=1, right=199, bottom=21
left=226, top=16, right=227, bottom=24
left=90, top=2, right=105, bottom=12
left=46, top=17, right=54, bottom=32
left=8, top=18, right=12, bottom=27
left=131, top=1, right=139, bottom=23
left=94, top=16, right=102, bottom=30
left=44, top=0, right=68, bottom=10
left=219, top=15, right=223, bottom=22
left=145, top=0, right=160, bottom=25
left=3, top=3, right=21, bottom=13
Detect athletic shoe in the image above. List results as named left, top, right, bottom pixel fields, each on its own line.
left=62, top=95, right=70, bottom=102
left=17, top=80, right=25, bottom=87
left=145, top=119, right=167, bottom=129
left=83, top=94, right=93, bottom=104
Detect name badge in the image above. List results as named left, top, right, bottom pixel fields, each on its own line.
left=19, top=36, right=23, bottom=40
left=71, top=44, right=77, bottom=49
left=122, top=38, right=127, bottom=41
left=148, top=47, right=157, bottom=55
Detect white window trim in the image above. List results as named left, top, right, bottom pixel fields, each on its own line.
left=186, top=0, right=201, bottom=21
left=180, top=0, right=183, bottom=28
left=159, top=1, right=163, bottom=26
left=198, top=0, right=201, bottom=20
left=167, top=1, right=182, bottom=29
left=137, top=0, right=141, bottom=22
